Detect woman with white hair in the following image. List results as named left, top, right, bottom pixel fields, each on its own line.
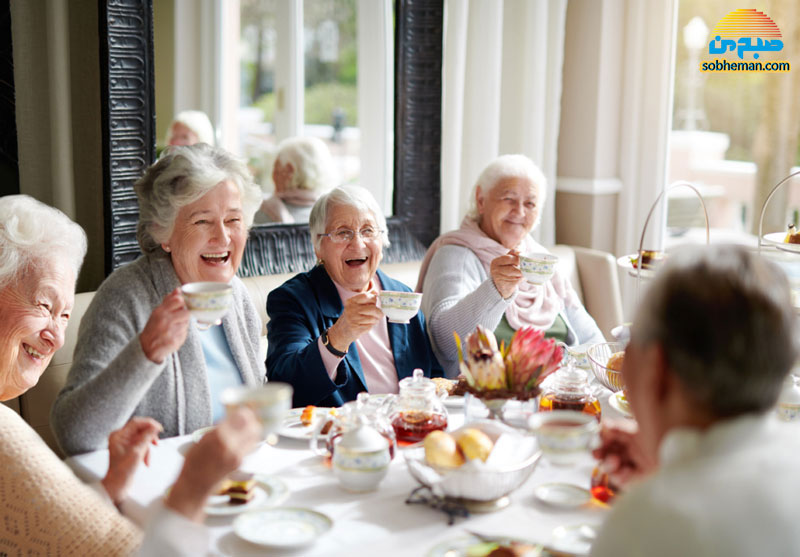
left=418, top=154, right=604, bottom=377
left=166, top=109, right=215, bottom=146
left=267, top=185, right=442, bottom=407
left=260, top=136, right=336, bottom=224
left=0, top=195, right=261, bottom=555
left=52, top=143, right=266, bottom=455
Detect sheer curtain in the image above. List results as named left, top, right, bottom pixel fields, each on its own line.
left=440, top=0, right=568, bottom=245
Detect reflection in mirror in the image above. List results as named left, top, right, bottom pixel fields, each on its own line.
left=100, top=0, right=441, bottom=275
left=154, top=0, right=394, bottom=226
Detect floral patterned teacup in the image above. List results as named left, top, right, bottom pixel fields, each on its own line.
left=519, top=253, right=558, bottom=285
left=379, top=291, right=422, bottom=324
left=181, top=281, right=233, bottom=330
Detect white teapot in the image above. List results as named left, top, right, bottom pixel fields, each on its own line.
left=332, top=416, right=391, bottom=492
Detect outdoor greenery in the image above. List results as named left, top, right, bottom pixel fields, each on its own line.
left=252, top=82, right=358, bottom=126
left=240, top=0, right=358, bottom=126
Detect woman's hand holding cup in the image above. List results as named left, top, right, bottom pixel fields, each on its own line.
left=139, top=288, right=191, bottom=363
left=327, top=290, right=384, bottom=352
left=490, top=250, right=524, bottom=299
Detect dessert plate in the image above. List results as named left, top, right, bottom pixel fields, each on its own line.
left=533, top=483, right=592, bottom=509
left=205, top=475, right=289, bottom=516
left=616, top=255, right=656, bottom=279
left=278, top=407, right=334, bottom=440
left=191, top=425, right=216, bottom=444
left=608, top=391, right=633, bottom=419
left=234, top=507, right=332, bottom=549
left=550, top=524, right=598, bottom=556
left=763, top=232, right=800, bottom=254
left=427, top=534, right=542, bottom=557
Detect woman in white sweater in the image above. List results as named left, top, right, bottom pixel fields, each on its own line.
left=418, top=155, right=604, bottom=377
left=0, top=195, right=260, bottom=555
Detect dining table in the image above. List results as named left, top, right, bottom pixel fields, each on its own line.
left=66, top=391, right=629, bottom=556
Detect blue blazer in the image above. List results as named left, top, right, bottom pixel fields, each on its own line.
left=266, top=265, right=443, bottom=407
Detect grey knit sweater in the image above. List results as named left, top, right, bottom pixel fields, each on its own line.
left=51, top=251, right=265, bottom=456
left=421, top=245, right=605, bottom=378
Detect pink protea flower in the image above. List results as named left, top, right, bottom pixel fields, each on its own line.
left=504, top=326, right=563, bottom=391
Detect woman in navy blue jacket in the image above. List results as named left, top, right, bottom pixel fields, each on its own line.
left=266, top=185, right=443, bottom=407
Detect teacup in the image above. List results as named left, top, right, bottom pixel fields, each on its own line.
left=565, top=343, right=592, bottom=369
left=220, top=383, right=293, bottom=439
left=528, top=410, right=600, bottom=466
left=181, top=281, right=233, bottom=330
left=519, top=253, right=558, bottom=285
left=379, top=291, right=422, bottom=324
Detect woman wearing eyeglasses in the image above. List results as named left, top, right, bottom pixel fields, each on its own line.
left=266, top=185, right=443, bottom=407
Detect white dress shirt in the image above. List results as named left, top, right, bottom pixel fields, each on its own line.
left=590, top=413, right=800, bottom=557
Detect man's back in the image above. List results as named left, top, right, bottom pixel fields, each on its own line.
left=591, top=414, right=800, bottom=557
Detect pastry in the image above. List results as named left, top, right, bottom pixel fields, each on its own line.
left=456, top=428, right=494, bottom=462
left=217, top=478, right=256, bottom=505
left=431, top=377, right=457, bottom=397
left=784, top=224, right=800, bottom=244
left=606, top=351, right=625, bottom=372
left=424, top=430, right=464, bottom=468
left=630, top=250, right=666, bottom=270
left=300, top=405, right=316, bottom=426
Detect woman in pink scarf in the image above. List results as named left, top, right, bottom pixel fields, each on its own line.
left=260, top=137, right=336, bottom=224
left=418, top=155, right=604, bottom=377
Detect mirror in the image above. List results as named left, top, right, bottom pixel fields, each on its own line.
left=156, top=1, right=392, bottom=227
left=99, top=0, right=442, bottom=276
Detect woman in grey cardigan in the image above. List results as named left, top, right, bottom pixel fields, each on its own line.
left=418, top=155, right=604, bottom=378
left=52, top=144, right=266, bottom=455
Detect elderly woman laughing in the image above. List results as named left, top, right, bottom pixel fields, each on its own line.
left=52, top=144, right=265, bottom=455
left=0, top=195, right=261, bottom=555
left=267, top=185, right=442, bottom=407
left=418, top=154, right=604, bottom=377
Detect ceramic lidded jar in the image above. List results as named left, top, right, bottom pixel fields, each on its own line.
left=332, top=417, right=391, bottom=492
left=387, top=369, right=448, bottom=443
left=538, top=359, right=602, bottom=420
left=777, top=374, right=800, bottom=422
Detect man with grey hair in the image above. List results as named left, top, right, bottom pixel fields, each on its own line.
left=591, top=244, right=800, bottom=556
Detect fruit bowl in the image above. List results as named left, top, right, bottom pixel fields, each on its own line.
left=587, top=342, right=626, bottom=392
left=404, top=420, right=540, bottom=510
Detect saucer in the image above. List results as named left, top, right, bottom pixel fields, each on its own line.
left=233, top=507, right=332, bottom=548
left=533, top=483, right=592, bottom=509
left=608, top=391, right=633, bottom=419
left=550, top=523, right=598, bottom=556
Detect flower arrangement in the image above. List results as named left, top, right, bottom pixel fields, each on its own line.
left=454, top=325, right=563, bottom=401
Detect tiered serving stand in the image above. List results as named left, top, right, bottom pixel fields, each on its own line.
left=617, top=180, right=710, bottom=299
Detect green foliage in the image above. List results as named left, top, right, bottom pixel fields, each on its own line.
left=252, top=82, right=357, bottom=126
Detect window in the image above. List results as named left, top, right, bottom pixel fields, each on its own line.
left=666, top=1, right=800, bottom=247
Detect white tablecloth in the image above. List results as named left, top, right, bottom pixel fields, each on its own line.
left=66, top=393, right=626, bottom=556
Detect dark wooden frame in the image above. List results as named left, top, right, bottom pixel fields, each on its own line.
left=99, top=0, right=442, bottom=277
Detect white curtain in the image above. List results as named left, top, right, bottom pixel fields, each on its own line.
left=440, top=0, right=568, bottom=246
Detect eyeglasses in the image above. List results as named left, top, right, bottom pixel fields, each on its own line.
left=318, top=226, right=383, bottom=244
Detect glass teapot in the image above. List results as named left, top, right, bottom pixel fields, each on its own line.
left=311, top=392, right=397, bottom=459
left=538, top=356, right=602, bottom=420
left=385, top=369, right=448, bottom=443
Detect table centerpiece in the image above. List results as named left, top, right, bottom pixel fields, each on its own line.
left=454, top=325, right=563, bottom=419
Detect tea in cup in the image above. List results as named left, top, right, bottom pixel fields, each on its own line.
left=181, top=281, right=233, bottom=330
left=379, top=291, right=422, bottom=324
left=220, top=383, right=293, bottom=440
left=519, top=253, right=558, bottom=285
left=528, top=410, right=600, bottom=466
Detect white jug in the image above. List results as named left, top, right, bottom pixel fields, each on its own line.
left=332, top=419, right=391, bottom=492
